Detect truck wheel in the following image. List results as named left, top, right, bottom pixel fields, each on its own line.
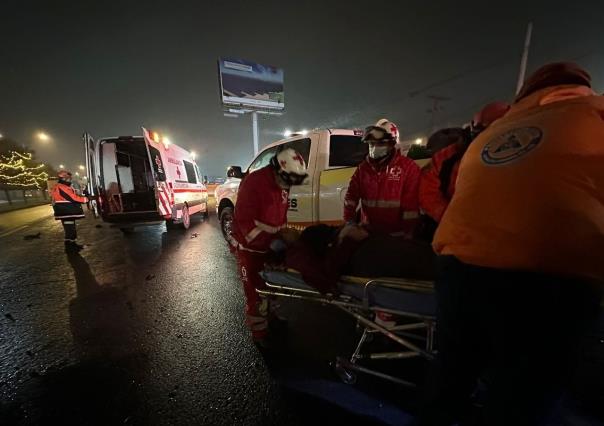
left=181, top=205, right=191, bottom=230
left=220, top=207, right=234, bottom=241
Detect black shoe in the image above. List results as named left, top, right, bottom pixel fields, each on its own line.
left=253, top=336, right=272, bottom=350
left=65, top=241, right=85, bottom=252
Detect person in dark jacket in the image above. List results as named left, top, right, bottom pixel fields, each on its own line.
left=51, top=170, right=88, bottom=250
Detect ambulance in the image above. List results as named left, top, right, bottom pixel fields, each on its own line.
left=83, top=128, right=208, bottom=233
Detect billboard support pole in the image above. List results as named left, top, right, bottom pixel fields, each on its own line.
left=252, top=111, right=259, bottom=156
left=516, top=22, right=533, bottom=95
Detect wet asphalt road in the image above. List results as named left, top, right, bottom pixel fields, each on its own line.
left=0, top=206, right=417, bottom=425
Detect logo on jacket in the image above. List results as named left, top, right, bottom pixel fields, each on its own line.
left=481, top=127, right=543, bottom=165
left=388, top=166, right=402, bottom=181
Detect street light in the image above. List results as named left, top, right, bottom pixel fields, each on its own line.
left=414, top=138, right=423, bottom=145
left=37, top=132, right=50, bottom=142
left=78, top=165, right=85, bottom=170
left=59, top=164, right=65, bottom=169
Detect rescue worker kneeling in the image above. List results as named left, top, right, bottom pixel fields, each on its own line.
left=51, top=170, right=88, bottom=251
left=231, top=148, right=307, bottom=346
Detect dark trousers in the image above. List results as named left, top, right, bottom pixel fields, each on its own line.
left=420, top=256, right=601, bottom=426
left=61, top=220, right=77, bottom=242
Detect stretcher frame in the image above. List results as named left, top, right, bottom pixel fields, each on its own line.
left=257, top=271, right=437, bottom=387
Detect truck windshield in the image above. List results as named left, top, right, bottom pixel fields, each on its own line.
left=329, top=135, right=367, bottom=167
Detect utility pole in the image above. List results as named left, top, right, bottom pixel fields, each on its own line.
left=516, top=22, right=533, bottom=95
left=426, top=95, right=451, bottom=132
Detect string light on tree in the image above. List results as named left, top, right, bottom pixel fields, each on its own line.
left=0, top=150, right=49, bottom=189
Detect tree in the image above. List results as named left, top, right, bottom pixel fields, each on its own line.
left=0, top=137, right=49, bottom=190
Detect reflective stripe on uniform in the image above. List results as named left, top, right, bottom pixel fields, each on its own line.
left=244, top=220, right=284, bottom=244
left=361, top=199, right=401, bottom=208
left=253, top=220, right=283, bottom=234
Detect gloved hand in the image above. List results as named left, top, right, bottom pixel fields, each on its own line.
left=338, top=224, right=369, bottom=243
left=278, top=227, right=301, bottom=246
left=270, top=238, right=288, bottom=253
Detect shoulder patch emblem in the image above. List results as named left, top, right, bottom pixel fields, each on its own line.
left=481, top=127, right=543, bottom=165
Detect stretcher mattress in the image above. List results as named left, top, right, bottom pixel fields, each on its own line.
left=260, top=270, right=437, bottom=317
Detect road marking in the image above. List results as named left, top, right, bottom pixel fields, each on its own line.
left=0, top=225, right=29, bottom=238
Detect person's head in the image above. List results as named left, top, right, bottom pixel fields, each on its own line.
left=515, top=62, right=591, bottom=103
left=470, top=101, right=510, bottom=139
left=57, top=170, right=72, bottom=183
left=362, top=118, right=399, bottom=160
left=270, top=148, right=308, bottom=189
left=426, top=127, right=469, bottom=155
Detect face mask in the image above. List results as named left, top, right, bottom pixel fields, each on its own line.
left=368, top=145, right=390, bottom=159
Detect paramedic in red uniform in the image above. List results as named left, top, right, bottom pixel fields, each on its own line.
left=51, top=170, right=88, bottom=251
left=231, top=148, right=307, bottom=346
left=343, top=119, right=421, bottom=327
left=419, top=101, right=510, bottom=223
left=420, top=63, right=604, bottom=426
left=343, top=118, right=421, bottom=237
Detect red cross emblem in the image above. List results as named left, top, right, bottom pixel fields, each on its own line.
left=292, top=153, right=304, bottom=166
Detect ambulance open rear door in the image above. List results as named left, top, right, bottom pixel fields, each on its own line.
left=83, top=132, right=100, bottom=218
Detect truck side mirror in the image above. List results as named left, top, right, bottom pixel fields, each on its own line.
left=226, top=166, right=244, bottom=179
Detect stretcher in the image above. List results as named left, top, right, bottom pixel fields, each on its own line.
left=258, top=269, right=437, bottom=387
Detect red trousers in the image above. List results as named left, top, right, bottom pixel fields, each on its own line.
left=236, top=249, right=269, bottom=339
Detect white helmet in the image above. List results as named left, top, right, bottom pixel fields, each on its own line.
left=270, top=148, right=308, bottom=186
left=363, top=118, right=400, bottom=144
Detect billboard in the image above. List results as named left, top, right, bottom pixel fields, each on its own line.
left=218, top=57, right=284, bottom=110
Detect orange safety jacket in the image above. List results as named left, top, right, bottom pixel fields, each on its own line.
left=434, top=84, right=604, bottom=283
left=51, top=182, right=88, bottom=220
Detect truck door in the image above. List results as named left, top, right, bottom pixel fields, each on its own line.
left=83, top=132, right=100, bottom=218
left=282, top=136, right=315, bottom=229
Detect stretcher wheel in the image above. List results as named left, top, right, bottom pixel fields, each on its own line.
left=334, top=360, right=357, bottom=385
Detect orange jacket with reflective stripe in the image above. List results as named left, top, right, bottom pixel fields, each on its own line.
left=344, top=151, right=421, bottom=235
left=51, top=182, right=88, bottom=219
left=434, top=85, right=604, bottom=282
left=419, top=143, right=464, bottom=222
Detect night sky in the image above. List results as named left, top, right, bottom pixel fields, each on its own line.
left=2, top=1, right=604, bottom=177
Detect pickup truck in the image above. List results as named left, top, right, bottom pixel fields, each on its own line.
left=214, top=128, right=429, bottom=241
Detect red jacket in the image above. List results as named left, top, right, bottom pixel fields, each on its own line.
left=232, top=165, right=289, bottom=253
left=419, top=143, right=465, bottom=222
left=343, top=151, right=421, bottom=235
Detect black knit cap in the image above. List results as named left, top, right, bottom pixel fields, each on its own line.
left=515, top=62, right=591, bottom=102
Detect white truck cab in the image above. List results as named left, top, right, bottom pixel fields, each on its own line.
left=84, top=128, right=208, bottom=233
left=215, top=128, right=368, bottom=240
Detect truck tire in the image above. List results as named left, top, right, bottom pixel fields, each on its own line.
left=181, top=205, right=191, bottom=230
left=220, top=206, right=234, bottom=241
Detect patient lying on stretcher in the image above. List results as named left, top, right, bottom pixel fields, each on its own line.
left=274, top=224, right=435, bottom=294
